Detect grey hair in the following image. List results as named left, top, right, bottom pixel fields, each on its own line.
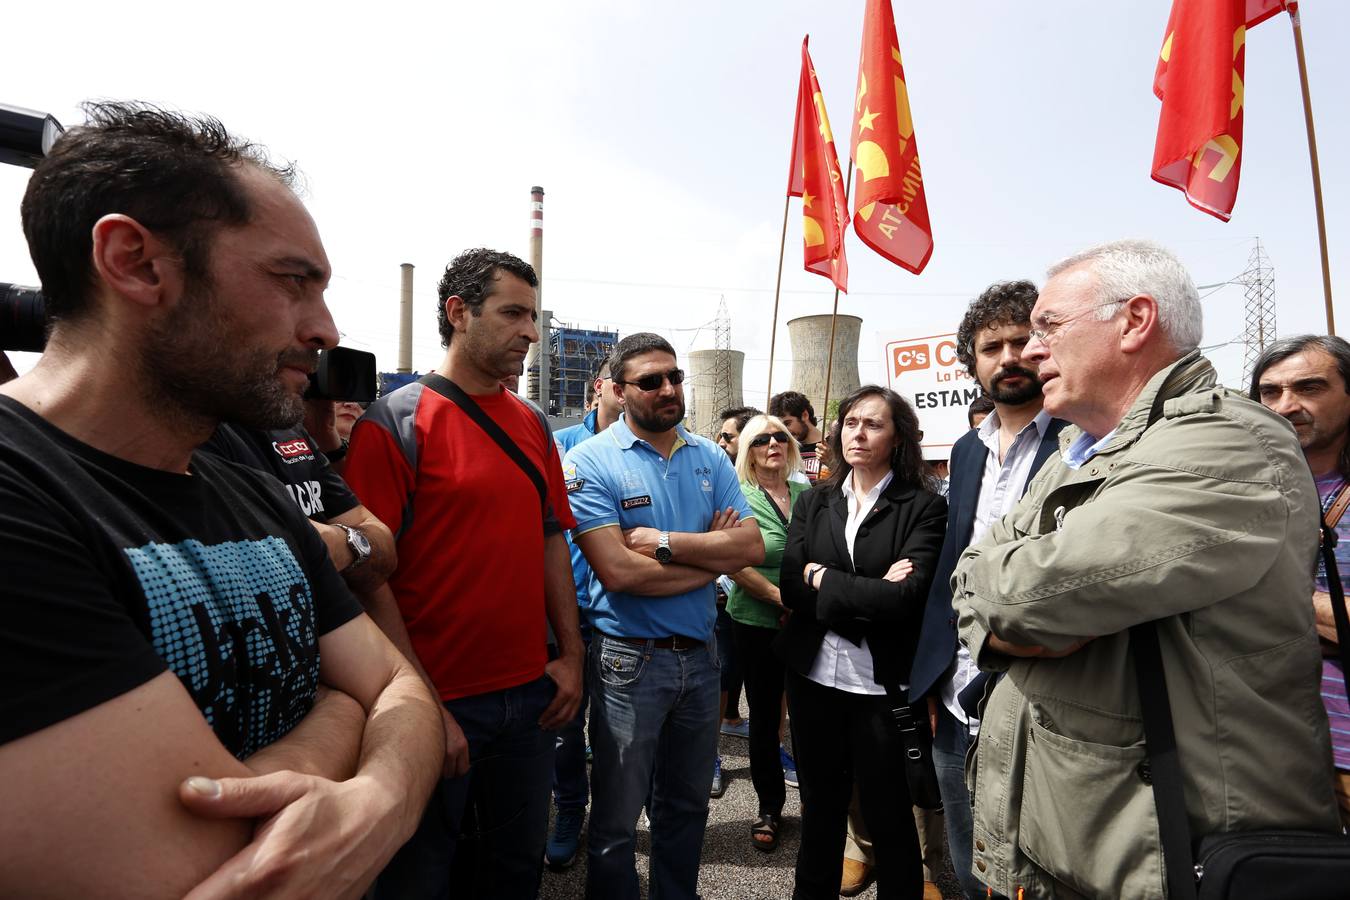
left=1047, top=239, right=1202, bottom=353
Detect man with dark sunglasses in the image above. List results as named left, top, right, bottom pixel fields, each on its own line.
left=717, top=405, right=760, bottom=462
left=564, top=332, right=764, bottom=900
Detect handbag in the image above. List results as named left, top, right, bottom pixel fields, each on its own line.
left=1132, top=512, right=1350, bottom=899
left=884, top=685, right=943, bottom=810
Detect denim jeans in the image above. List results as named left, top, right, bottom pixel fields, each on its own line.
left=934, top=701, right=986, bottom=900
left=585, top=634, right=720, bottom=900
left=374, top=675, right=557, bottom=900
left=553, top=632, right=591, bottom=811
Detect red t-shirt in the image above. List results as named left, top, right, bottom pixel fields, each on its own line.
left=344, top=383, right=576, bottom=701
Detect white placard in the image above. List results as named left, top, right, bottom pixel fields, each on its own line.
left=883, top=331, right=981, bottom=457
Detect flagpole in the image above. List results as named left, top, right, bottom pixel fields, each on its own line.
left=821, top=158, right=855, bottom=424
left=766, top=194, right=791, bottom=403
left=1288, top=2, right=1335, bottom=334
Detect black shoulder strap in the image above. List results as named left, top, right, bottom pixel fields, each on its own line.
left=1131, top=378, right=1198, bottom=899
left=1130, top=622, right=1197, bottom=899
left=419, top=374, right=547, bottom=511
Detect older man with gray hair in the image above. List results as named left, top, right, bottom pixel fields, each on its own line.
left=952, top=239, right=1339, bottom=898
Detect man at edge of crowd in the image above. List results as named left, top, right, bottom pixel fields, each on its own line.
left=565, top=332, right=764, bottom=900
left=0, top=100, right=443, bottom=898
left=1251, top=334, right=1350, bottom=828
left=953, top=239, right=1339, bottom=899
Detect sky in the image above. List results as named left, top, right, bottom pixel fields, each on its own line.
left=2, top=0, right=1346, bottom=420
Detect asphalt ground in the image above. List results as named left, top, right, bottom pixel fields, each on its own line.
left=538, top=727, right=965, bottom=900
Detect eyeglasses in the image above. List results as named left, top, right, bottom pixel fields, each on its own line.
left=616, top=368, right=685, bottom=392
left=749, top=431, right=791, bottom=448
left=718, top=432, right=737, bottom=444
left=1028, top=298, right=1130, bottom=343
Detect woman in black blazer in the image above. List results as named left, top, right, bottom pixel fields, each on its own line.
left=776, top=385, right=947, bottom=900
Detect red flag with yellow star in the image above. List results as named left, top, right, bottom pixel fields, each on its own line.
left=1152, top=0, right=1287, bottom=221
left=848, top=0, right=933, bottom=274
left=787, top=36, right=849, bottom=292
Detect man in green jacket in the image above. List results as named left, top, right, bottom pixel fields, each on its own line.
left=953, top=239, right=1339, bottom=899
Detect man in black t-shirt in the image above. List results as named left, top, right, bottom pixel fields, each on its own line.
left=769, top=390, right=825, bottom=482
left=202, top=421, right=397, bottom=591
left=0, top=101, right=443, bottom=898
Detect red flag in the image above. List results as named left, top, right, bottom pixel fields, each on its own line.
left=787, top=36, right=849, bottom=292
left=848, top=0, right=933, bottom=274
left=1151, top=0, right=1287, bottom=221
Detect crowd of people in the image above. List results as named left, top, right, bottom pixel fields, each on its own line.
left=1, top=101, right=1346, bottom=900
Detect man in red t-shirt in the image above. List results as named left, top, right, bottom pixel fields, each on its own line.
left=345, top=249, right=583, bottom=899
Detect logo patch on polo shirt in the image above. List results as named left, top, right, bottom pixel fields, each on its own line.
left=621, top=495, right=653, bottom=510
left=566, top=478, right=585, bottom=493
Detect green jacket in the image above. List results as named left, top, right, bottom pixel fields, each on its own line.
left=953, top=351, right=1339, bottom=899
left=727, top=479, right=808, bottom=629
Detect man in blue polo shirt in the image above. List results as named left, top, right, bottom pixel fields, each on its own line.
left=565, top=333, right=764, bottom=900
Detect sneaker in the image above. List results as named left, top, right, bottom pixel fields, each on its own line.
left=720, top=717, right=750, bottom=739
left=545, top=806, right=585, bottom=871
left=710, top=755, right=726, bottom=798
left=780, top=745, right=798, bottom=788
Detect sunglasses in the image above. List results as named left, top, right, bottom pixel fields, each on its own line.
left=617, top=367, right=685, bottom=392
left=718, top=432, right=737, bottom=444
left=749, top=431, right=791, bottom=448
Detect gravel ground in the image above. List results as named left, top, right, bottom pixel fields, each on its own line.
left=538, top=728, right=964, bottom=900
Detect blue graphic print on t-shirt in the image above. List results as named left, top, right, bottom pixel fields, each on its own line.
left=125, top=537, right=319, bottom=759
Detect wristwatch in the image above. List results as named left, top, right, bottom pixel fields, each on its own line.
left=335, top=523, right=372, bottom=572
left=655, top=531, right=673, bottom=564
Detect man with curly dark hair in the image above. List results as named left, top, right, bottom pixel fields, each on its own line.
left=909, top=279, right=1067, bottom=899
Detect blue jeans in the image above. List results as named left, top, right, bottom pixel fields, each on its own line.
left=374, top=675, right=557, bottom=900
left=585, top=634, right=720, bottom=900
left=553, top=630, right=591, bottom=811
left=934, top=702, right=984, bottom=900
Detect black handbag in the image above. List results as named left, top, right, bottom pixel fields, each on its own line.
left=885, top=685, right=943, bottom=810
left=1132, top=516, right=1350, bottom=899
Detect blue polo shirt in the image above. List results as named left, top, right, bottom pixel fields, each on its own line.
left=563, top=414, right=753, bottom=642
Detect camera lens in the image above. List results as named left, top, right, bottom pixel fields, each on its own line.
left=0, top=283, right=48, bottom=352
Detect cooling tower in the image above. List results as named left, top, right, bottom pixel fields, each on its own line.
left=687, top=348, right=745, bottom=438
left=786, top=314, right=862, bottom=422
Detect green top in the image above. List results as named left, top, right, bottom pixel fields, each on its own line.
left=726, top=478, right=810, bottom=629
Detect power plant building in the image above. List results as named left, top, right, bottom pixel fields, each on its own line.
left=527, top=323, right=618, bottom=419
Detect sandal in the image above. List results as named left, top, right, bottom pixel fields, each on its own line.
left=750, top=813, right=780, bottom=852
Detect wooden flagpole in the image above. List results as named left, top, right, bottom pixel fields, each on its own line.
left=821, top=158, right=855, bottom=422
left=766, top=195, right=791, bottom=403
left=1288, top=2, right=1335, bottom=334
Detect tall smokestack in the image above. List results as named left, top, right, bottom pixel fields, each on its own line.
left=398, top=263, right=414, bottom=374
left=530, top=186, right=549, bottom=412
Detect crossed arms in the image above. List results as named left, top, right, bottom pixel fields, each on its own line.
left=0, top=613, right=444, bottom=899
left=576, top=507, right=765, bottom=597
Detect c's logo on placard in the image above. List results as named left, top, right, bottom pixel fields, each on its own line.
left=892, top=343, right=930, bottom=375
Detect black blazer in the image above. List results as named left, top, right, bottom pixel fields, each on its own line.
left=774, top=475, right=947, bottom=689
left=907, top=418, right=1068, bottom=700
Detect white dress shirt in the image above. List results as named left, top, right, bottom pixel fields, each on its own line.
left=941, top=409, right=1052, bottom=733
left=805, top=470, right=894, bottom=696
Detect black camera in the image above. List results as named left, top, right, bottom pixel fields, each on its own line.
left=0, top=283, right=46, bottom=352
left=306, top=346, right=379, bottom=403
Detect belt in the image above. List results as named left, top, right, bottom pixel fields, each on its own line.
left=609, top=634, right=702, bottom=651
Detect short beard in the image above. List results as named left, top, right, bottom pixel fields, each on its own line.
left=140, top=278, right=312, bottom=432
left=986, top=366, right=1043, bottom=405
left=628, top=396, right=685, bottom=433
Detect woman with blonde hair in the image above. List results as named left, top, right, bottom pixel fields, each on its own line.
left=727, top=413, right=809, bottom=852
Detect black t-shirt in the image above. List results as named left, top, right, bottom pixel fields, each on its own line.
left=0, top=398, right=362, bottom=758
left=201, top=423, right=358, bottom=523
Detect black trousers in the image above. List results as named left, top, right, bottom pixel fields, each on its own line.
left=785, top=669, right=923, bottom=900
left=732, top=619, right=787, bottom=817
